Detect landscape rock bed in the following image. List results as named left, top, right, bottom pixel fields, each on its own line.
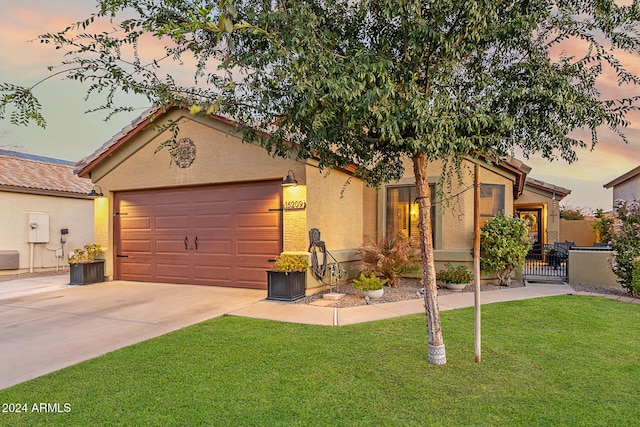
left=295, top=278, right=630, bottom=308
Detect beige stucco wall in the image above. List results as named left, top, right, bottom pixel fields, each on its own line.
left=87, top=110, right=366, bottom=283
left=568, top=250, right=619, bottom=287
left=90, top=111, right=305, bottom=191
left=612, top=178, right=640, bottom=204
left=559, top=219, right=596, bottom=246
left=377, top=157, right=515, bottom=271
left=362, top=186, right=378, bottom=241
left=305, top=164, right=364, bottom=250
left=0, top=192, right=94, bottom=274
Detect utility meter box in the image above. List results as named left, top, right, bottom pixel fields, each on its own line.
left=27, top=212, right=50, bottom=243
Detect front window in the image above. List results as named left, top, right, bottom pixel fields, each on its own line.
left=386, top=185, right=435, bottom=247
left=480, top=183, right=505, bottom=226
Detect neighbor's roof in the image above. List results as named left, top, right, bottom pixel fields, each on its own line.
left=603, top=165, right=640, bottom=189
left=525, top=177, right=571, bottom=198
left=0, top=149, right=94, bottom=197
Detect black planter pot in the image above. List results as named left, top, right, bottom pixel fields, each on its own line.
left=69, top=260, right=105, bottom=285
left=267, top=270, right=306, bottom=301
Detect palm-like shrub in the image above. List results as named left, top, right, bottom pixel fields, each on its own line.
left=357, top=235, right=420, bottom=287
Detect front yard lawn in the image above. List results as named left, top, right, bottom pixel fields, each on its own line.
left=1, top=295, right=638, bottom=426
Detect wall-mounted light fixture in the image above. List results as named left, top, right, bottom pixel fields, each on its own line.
left=282, top=170, right=298, bottom=187
left=88, top=185, right=104, bottom=197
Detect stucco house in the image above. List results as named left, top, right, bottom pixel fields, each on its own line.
left=75, top=106, right=539, bottom=294
left=604, top=164, right=640, bottom=204
left=376, top=155, right=530, bottom=273
left=0, top=149, right=94, bottom=275
left=515, top=177, right=571, bottom=248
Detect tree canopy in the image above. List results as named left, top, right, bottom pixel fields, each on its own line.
left=2, top=0, right=640, bottom=364
left=4, top=1, right=639, bottom=181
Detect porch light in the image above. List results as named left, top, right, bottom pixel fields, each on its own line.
left=282, top=170, right=298, bottom=187
left=88, top=185, right=104, bottom=198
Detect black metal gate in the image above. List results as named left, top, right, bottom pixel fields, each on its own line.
left=523, top=243, right=572, bottom=281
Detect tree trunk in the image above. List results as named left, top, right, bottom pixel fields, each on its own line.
left=412, top=153, right=446, bottom=365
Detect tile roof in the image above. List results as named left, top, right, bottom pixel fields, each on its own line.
left=525, top=177, right=571, bottom=198
left=74, top=106, right=163, bottom=176
left=0, top=150, right=93, bottom=196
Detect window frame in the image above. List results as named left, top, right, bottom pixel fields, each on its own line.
left=385, top=183, right=437, bottom=248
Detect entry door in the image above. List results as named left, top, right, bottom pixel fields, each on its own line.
left=114, top=181, right=282, bottom=289
left=520, top=209, right=542, bottom=251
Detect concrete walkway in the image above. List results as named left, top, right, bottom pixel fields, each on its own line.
left=228, top=282, right=576, bottom=326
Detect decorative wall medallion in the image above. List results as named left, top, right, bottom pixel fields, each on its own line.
left=170, top=138, right=197, bottom=168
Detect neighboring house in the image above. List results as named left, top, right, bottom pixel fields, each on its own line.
left=0, top=149, right=94, bottom=274
left=515, top=177, right=571, bottom=248
left=603, top=164, right=640, bottom=204
left=75, top=106, right=533, bottom=293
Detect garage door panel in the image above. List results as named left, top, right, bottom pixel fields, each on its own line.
left=237, top=212, right=280, bottom=229
left=192, top=214, right=231, bottom=229
left=156, top=215, right=189, bottom=230
left=237, top=240, right=281, bottom=256
left=154, top=190, right=193, bottom=208
left=155, top=262, right=191, bottom=281
left=193, top=265, right=232, bottom=282
left=116, top=181, right=281, bottom=288
left=120, top=239, right=153, bottom=253
left=235, top=184, right=277, bottom=199
left=120, top=216, right=152, bottom=231
left=155, top=239, right=191, bottom=255
left=119, top=261, right=153, bottom=277
left=190, top=239, right=232, bottom=255
left=237, top=266, right=273, bottom=284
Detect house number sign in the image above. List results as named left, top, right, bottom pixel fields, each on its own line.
left=284, top=201, right=306, bottom=210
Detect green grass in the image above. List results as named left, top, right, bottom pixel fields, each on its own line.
left=1, top=295, right=639, bottom=426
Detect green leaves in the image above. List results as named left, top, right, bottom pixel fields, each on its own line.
left=0, top=84, right=46, bottom=127
left=480, top=212, right=531, bottom=286
left=1, top=0, right=639, bottom=180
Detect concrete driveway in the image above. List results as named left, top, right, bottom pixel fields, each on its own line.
left=0, top=277, right=265, bottom=390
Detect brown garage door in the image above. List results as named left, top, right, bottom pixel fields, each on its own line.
left=114, top=181, right=282, bottom=289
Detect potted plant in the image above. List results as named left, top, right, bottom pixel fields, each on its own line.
left=267, top=254, right=308, bottom=301
left=436, top=263, right=473, bottom=291
left=352, top=273, right=387, bottom=300
left=69, top=244, right=106, bottom=285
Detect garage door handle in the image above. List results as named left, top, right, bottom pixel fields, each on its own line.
left=184, top=236, right=188, bottom=250
left=116, top=254, right=129, bottom=258
left=195, top=236, right=198, bottom=250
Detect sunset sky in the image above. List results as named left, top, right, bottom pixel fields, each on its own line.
left=1, top=0, right=639, bottom=211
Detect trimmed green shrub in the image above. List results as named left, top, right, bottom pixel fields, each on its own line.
left=352, top=273, right=387, bottom=291
left=480, top=212, right=531, bottom=286
left=273, top=254, right=308, bottom=272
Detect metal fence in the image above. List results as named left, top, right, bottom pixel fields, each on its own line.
left=523, top=243, right=571, bottom=281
